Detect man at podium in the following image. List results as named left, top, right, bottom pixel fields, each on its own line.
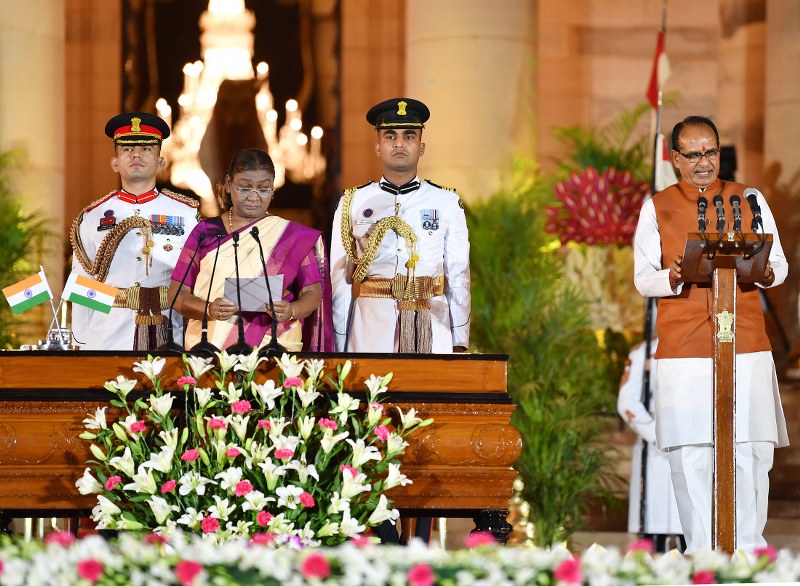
left=632, top=115, right=789, bottom=553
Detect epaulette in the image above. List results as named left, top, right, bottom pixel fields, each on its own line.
left=425, top=179, right=457, bottom=192
left=81, top=191, right=117, bottom=216
left=343, top=182, right=372, bottom=196
left=162, top=188, right=200, bottom=208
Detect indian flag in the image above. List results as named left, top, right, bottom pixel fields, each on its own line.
left=63, top=272, right=119, bottom=314
left=2, top=271, right=53, bottom=314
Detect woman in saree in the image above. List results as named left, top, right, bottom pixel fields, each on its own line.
left=168, top=148, right=333, bottom=352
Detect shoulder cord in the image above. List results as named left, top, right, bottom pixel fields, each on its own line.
left=70, top=215, right=152, bottom=282
left=340, top=187, right=418, bottom=283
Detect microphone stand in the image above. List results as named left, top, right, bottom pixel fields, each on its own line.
left=157, top=233, right=205, bottom=352
left=226, top=230, right=254, bottom=355
left=189, top=233, right=223, bottom=356
left=250, top=226, right=288, bottom=358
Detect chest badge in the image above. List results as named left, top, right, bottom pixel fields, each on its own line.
left=151, top=214, right=186, bottom=236
left=420, top=209, right=440, bottom=231
left=97, top=210, right=116, bottom=231
left=363, top=208, right=373, bottom=218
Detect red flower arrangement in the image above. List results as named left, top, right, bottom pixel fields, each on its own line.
left=544, top=167, right=650, bottom=246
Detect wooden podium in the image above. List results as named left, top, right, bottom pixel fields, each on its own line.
left=0, top=352, right=520, bottom=540
left=681, top=231, right=772, bottom=552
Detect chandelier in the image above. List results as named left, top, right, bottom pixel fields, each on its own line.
left=156, top=0, right=325, bottom=201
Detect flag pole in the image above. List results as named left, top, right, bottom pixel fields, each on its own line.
left=639, top=0, right=669, bottom=543
left=40, top=265, right=67, bottom=345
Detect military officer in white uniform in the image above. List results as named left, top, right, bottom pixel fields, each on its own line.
left=69, top=112, right=200, bottom=350
left=330, top=98, right=470, bottom=354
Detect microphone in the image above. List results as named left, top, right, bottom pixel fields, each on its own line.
left=226, top=230, right=254, bottom=355
left=729, top=195, right=742, bottom=234
left=744, top=187, right=763, bottom=232
left=189, top=232, right=224, bottom=356
left=157, top=233, right=206, bottom=352
left=712, top=194, right=726, bottom=233
left=697, top=196, right=708, bottom=232
left=250, top=226, right=288, bottom=358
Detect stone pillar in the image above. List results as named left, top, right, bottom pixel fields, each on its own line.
left=405, top=0, right=536, bottom=203
left=0, top=0, right=65, bottom=335
left=764, top=0, right=800, bottom=341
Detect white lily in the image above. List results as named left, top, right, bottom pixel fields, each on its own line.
left=123, top=465, right=157, bottom=494
left=234, top=348, right=267, bottom=374
left=296, top=386, right=321, bottom=408
left=272, top=434, right=301, bottom=453
left=214, top=467, right=243, bottom=493
left=158, top=428, right=180, bottom=450
left=120, top=413, right=138, bottom=435
left=316, top=520, right=339, bottom=537
left=275, top=485, right=304, bottom=509
left=92, top=495, right=121, bottom=526
left=297, top=415, right=316, bottom=440
left=178, top=471, right=216, bottom=496
left=303, top=358, right=326, bottom=382
left=341, top=467, right=371, bottom=499
left=397, top=406, right=424, bottom=429
left=194, top=386, right=213, bottom=408
left=230, top=414, right=250, bottom=443
left=257, top=460, right=288, bottom=491
left=133, top=356, right=166, bottom=381
left=367, top=402, right=384, bottom=427
left=109, top=446, right=136, bottom=478
left=267, top=416, right=290, bottom=438
left=103, top=375, right=137, bottom=399
left=346, top=438, right=382, bottom=468
left=327, top=491, right=350, bottom=515
left=215, top=350, right=240, bottom=371
left=209, top=495, right=236, bottom=520
left=252, top=380, right=283, bottom=410
left=276, top=353, right=304, bottom=378
left=364, top=374, right=389, bottom=400
left=240, top=490, right=275, bottom=512
left=148, top=393, right=174, bottom=418
left=176, top=507, right=204, bottom=529
left=339, top=359, right=352, bottom=381
left=286, top=458, right=319, bottom=485
left=367, top=494, right=400, bottom=525
left=147, top=495, right=178, bottom=525
left=320, top=429, right=349, bottom=453
left=246, top=442, right=272, bottom=468
left=75, top=467, right=103, bottom=495
left=82, top=406, right=108, bottom=430
left=220, top=380, right=242, bottom=403
left=386, top=432, right=408, bottom=456
left=338, top=509, right=366, bottom=537
left=330, top=392, right=360, bottom=425
left=184, top=354, right=214, bottom=378
left=155, top=519, right=178, bottom=539
left=384, top=462, right=412, bottom=489
left=142, top=445, right=175, bottom=474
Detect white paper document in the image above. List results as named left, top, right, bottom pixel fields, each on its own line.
left=224, top=275, right=284, bottom=312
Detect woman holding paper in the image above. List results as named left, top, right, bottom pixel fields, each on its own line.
left=168, top=148, right=333, bottom=352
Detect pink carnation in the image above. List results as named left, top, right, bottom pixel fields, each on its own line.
left=161, top=479, right=177, bottom=494
left=299, top=491, right=315, bottom=507
left=208, top=417, right=227, bottom=430
left=755, top=544, right=778, bottom=563
left=300, top=552, right=331, bottom=579
left=465, top=531, right=496, bottom=548
left=226, top=447, right=241, bottom=458
left=370, top=402, right=384, bottom=412
left=144, top=532, right=167, bottom=544
left=43, top=531, right=76, bottom=546
left=692, top=570, right=717, bottom=584
left=553, top=558, right=583, bottom=584
left=256, top=510, right=273, bottom=526
left=130, top=420, right=147, bottom=434
left=105, top=475, right=122, bottom=490
left=407, top=563, right=435, bottom=586
left=77, top=559, right=104, bottom=583
left=350, top=534, right=371, bottom=547
left=257, top=419, right=271, bottom=430
left=318, top=418, right=338, bottom=430
left=283, top=376, right=304, bottom=388
left=176, top=376, right=196, bottom=387
left=374, top=425, right=390, bottom=441
left=274, top=448, right=294, bottom=460
left=181, top=449, right=200, bottom=462
left=201, top=516, right=219, bottom=534
left=251, top=532, right=276, bottom=545
left=235, top=480, right=254, bottom=497
left=626, top=538, right=654, bottom=553
left=231, top=399, right=251, bottom=414
left=175, top=560, right=203, bottom=586
left=340, top=464, right=359, bottom=477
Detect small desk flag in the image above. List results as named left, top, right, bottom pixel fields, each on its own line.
left=2, top=270, right=53, bottom=314
left=63, top=272, right=118, bottom=314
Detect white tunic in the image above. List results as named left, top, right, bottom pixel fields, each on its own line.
left=632, top=189, right=789, bottom=450
left=71, top=191, right=199, bottom=350
left=617, top=339, right=682, bottom=534
left=330, top=178, right=471, bottom=353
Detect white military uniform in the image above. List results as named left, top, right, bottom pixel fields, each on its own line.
left=330, top=177, right=470, bottom=353
left=617, top=338, right=682, bottom=536
left=633, top=188, right=789, bottom=553
left=70, top=190, right=199, bottom=350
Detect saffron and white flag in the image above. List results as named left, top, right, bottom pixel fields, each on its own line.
left=646, top=30, right=671, bottom=109
left=654, top=132, right=678, bottom=192
left=63, top=272, right=119, bottom=314
left=2, top=270, right=53, bottom=314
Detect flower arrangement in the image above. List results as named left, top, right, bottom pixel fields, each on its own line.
left=0, top=532, right=790, bottom=586
left=75, top=352, right=431, bottom=545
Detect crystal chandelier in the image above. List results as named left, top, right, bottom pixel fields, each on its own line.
left=156, top=0, right=325, bottom=201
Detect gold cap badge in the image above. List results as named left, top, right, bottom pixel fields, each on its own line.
left=397, top=101, right=407, bottom=116
left=130, top=117, right=142, bottom=132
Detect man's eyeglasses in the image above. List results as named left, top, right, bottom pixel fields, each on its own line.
left=677, top=148, right=720, bottom=163
left=234, top=185, right=274, bottom=198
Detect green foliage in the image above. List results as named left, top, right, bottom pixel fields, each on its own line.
left=0, top=150, right=54, bottom=348
left=467, top=158, right=620, bottom=546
